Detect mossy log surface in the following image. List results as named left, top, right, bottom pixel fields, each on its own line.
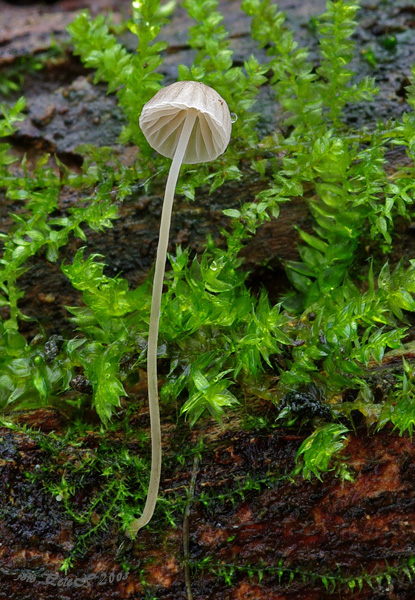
left=1, top=0, right=415, bottom=598
left=1, top=406, right=415, bottom=600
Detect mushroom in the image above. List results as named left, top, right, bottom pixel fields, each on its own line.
left=128, top=81, right=231, bottom=536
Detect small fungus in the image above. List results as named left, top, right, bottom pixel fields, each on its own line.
left=128, top=81, right=231, bottom=536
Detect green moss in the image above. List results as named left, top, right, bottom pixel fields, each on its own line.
left=0, top=45, right=65, bottom=97
left=1, top=0, right=415, bottom=589
left=192, top=556, right=415, bottom=594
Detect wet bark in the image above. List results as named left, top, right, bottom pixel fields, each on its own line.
left=1, top=0, right=415, bottom=598
left=2, top=405, right=415, bottom=600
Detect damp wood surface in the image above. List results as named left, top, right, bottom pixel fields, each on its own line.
left=2, top=407, right=415, bottom=599
left=1, top=0, right=415, bottom=599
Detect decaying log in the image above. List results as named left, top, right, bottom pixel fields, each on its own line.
left=1, top=404, right=415, bottom=599
left=2, top=0, right=415, bottom=598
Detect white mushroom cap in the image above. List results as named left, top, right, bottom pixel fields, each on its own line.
left=139, top=81, right=232, bottom=165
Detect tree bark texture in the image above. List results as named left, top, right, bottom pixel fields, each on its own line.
left=1, top=1, right=415, bottom=599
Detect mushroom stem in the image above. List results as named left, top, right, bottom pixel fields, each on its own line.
left=128, top=109, right=198, bottom=536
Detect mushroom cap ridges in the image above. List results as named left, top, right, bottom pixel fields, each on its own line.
left=139, top=81, right=232, bottom=164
